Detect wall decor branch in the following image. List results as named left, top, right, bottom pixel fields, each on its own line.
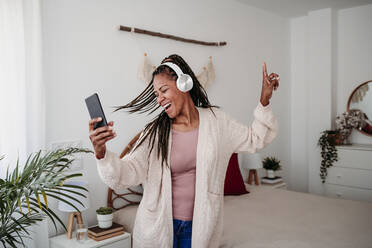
left=119, top=25, right=227, bottom=47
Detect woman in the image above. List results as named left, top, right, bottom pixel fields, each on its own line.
left=89, top=54, right=279, bottom=248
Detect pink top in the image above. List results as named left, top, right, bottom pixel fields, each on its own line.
left=170, top=128, right=198, bottom=221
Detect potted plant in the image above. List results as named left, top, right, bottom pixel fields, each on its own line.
left=318, top=130, right=339, bottom=183
left=0, top=148, right=92, bottom=248
left=262, top=157, right=281, bottom=178
left=96, top=207, right=114, bottom=229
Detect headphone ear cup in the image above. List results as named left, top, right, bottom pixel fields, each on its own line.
left=177, top=74, right=193, bottom=92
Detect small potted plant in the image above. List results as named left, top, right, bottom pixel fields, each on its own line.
left=96, top=207, right=114, bottom=229
left=262, top=157, right=281, bottom=178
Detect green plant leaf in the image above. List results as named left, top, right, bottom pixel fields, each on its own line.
left=54, top=186, right=87, bottom=198
left=0, top=147, right=91, bottom=246
left=318, top=131, right=338, bottom=183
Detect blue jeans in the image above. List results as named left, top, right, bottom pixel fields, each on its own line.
left=173, top=219, right=192, bottom=248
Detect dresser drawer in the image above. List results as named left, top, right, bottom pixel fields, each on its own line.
left=335, top=149, right=372, bottom=170
left=327, top=166, right=372, bottom=189
left=325, top=183, right=372, bottom=202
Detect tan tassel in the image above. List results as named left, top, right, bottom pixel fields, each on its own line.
left=137, top=53, right=155, bottom=84
left=197, top=66, right=208, bottom=88
left=206, top=56, right=216, bottom=88
left=196, top=56, right=216, bottom=89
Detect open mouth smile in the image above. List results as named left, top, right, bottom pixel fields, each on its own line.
left=163, top=103, right=171, bottom=111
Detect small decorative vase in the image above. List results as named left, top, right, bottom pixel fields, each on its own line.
left=267, top=170, right=275, bottom=178
left=97, top=213, right=113, bottom=229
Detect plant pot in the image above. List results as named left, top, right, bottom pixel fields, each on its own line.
left=328, top=132, right=343, bottom=146
left=97, top=213, right=113, bottom=229
left=267, top=170, right=275, bottom=178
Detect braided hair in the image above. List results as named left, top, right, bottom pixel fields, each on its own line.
left=115, top=54, right=216, bottom=167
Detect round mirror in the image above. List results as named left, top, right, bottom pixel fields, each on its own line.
left=347, top=80, right=372, bottom=136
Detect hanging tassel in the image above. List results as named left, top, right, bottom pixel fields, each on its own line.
left=137, top=53, right=155, bottom=84
left=196, top=56, right=216, bottom=89
left=197, top=66, right=208, bottom=88
left=206, top=56, right=216, bottom=88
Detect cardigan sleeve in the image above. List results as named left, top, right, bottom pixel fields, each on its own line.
left=220, top=102, right=278, bottom=154
left=95, top=133, right=149, bottom=190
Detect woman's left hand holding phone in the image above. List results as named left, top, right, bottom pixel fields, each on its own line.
left=89, top=118, right=116, bottom=159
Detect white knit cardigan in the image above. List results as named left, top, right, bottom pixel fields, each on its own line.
left=96, top=102, right=278, bottom=248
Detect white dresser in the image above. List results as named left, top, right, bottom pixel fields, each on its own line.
left=325, top=144, right=372, bottom=202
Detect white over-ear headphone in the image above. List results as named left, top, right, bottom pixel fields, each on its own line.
left=161, top=62, right=193, bottom=92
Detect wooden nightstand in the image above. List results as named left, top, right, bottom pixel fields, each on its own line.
left=49, top=231, right=131, bottom=248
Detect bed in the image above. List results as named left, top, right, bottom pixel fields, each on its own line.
left=107, top=135, right=372, bottom=247
left=109, top=184, right=372, bottom=248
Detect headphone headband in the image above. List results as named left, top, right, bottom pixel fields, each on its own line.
left=161, top=62, right=184, bottom=76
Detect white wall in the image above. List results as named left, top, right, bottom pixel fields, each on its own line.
left=42, top=0, right=290, bottom=237
left=306, top=9, right=333, bottom=196
left=290, top=16, right=308, bottom=193
left=290, top=9, right=333, bottom=195
left=290, top=4, right=372, bottom=193
left=337, top=4, right=372, bottom=144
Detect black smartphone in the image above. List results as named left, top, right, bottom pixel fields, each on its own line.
left=85, top=93, right=108, bottom=130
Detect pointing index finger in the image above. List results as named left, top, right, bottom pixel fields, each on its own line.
left=263, top=62, right=268, bottom=78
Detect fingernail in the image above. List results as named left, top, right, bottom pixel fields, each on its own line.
left=98, top=117, right=102, bottom=121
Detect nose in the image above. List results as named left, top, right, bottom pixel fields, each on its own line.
left=156, top=94, right=164, bottom=105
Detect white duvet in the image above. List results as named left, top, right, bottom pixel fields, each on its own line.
left=114, top=186, right=372, bottom=248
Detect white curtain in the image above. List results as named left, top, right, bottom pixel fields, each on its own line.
left=0, top=0, right=46, bottom=247
left=0, top=0, right=45, bottom=179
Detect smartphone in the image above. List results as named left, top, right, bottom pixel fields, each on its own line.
left=85, top=93, right=108, bottom=130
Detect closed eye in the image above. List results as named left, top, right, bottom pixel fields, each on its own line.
left=154, top=86, right=168, bottom=97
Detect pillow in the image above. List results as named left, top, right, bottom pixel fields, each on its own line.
left=224, top=153, right=249, bottom=195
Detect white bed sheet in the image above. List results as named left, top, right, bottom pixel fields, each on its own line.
left=114, top=186, right=372, bottom=248
left=221, top=186, right=372, bottom=248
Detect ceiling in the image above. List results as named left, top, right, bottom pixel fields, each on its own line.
left=235, top=0, right=372, bottom=17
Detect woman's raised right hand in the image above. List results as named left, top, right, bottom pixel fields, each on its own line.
left=89, top=118, right=116, bottom=159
